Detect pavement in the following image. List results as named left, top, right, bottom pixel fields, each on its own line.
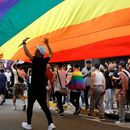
left=49, top=101, right=130, bottom=121
left=1, top=99, right=130, bottom=130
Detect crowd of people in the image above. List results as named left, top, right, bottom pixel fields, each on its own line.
left=0, top=38, right=130, bottom=129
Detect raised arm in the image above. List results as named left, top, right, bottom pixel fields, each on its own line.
left=43, top=38, right=53, bottom=57
left=11, top=62, right=16, bottom=70
left=22, top=38, right=33, bottom=60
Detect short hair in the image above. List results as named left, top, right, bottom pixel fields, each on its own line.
left=0, top=69, right=4, bottom=73
left=16, top=64, right=22, bottom=68
left=86, top=60, right=91, bottom=64
left=94, top=63, right=100, bottom=69
left=74, top=64, right=80, bottom=68
left=56, top=62, right=63, bottom=68
left=119, top=61, right=126, bottom=68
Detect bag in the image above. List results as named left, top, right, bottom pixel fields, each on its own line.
left=57, top=71, right=67, bottom=95
left=60, top=87, right=67, bottom=95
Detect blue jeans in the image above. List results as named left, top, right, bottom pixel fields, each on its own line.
left=106, top=88, right=115, bottom=110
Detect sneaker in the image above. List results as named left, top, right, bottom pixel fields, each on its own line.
left=48, top=123, right=56, bottom=130
left=99, top=116, right=105, bottom=121
left=76, top=107, right=82, bottom=115
left=22, top=122, right=32, bottom=130
left=115, top=121, right=125, bottom=125
left=114, top=111, right=119, bottom=115
left=85, top=105, right=89, bottom=110
left=87, top=113, right=92, bottom=116
left=13, top=105, right=16, bottom=110
left=109, top=110, right=114, bottom=114
left=0, top=99, right=5, bottom=105
left=23, top=104, right=26, bottom=111
left=105, top=110, right=110, bottom=114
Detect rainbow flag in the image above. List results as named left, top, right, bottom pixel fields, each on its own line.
left=1, top=0, right=130, bottom=62
left=68, top=71, right=85, bottom=90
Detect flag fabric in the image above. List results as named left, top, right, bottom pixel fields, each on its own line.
left=0, top=0, right=130, bottom=62
left=67, top=71, right=85, bottom=90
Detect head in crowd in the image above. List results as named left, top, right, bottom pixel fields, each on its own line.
left=94, top=63, right=100, bottom=70
left=61, top=64, right=67, bottom=71
left=16, top=63, right=23, bottom=70
left=119, top=61, right=126, bottom=71
left=35, top=45, right=46, bottom=58
left=86, top=60, right=92, bottom=70
left=108, top=61, right=113, bottom=70
left=73, top=64, right=80, bottom=71
left=55, top=62, right=63, bottom=70
left=99, top=64, right=105, bottom=72
left=0, top=69, right=4, bottom=73
left=67, top=64, right=72, bottom=72
left=112, top=61, right=117, bottom=69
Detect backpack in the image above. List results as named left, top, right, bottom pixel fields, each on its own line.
left=122, top=71, right=130, bottom=101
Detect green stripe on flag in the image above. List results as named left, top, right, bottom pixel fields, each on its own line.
left=0, top=0, right=63, bottom=46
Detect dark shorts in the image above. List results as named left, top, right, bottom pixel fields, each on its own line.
left=115, top=85, right=122, bottom=89
left=13, top=84, right=24, bottom=97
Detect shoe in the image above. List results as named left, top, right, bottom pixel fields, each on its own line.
left=76, top=107, right=82, bottom=115
left=85, top=105, right=89, bottom=110
left=105, top=110, right=110, bottom=114
left=115, top=121, right=125, bottom=125
left=87, top=113, right=92, bottom=116
left=99, top=116, right=105, bottom=121
left=0, top=99, right=5, bottom=105
left=23, top=104, right=26, bottom=111
left=48, top=123, right=56, bottom=130
left=114, top=111, right=119, bottom=115
left=13, top=105, right=16, bottom=110
left=109, top=110, right=114, bottom=114
left=22, top=122, right=32, bottom=130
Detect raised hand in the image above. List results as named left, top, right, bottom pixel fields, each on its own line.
left=18, top=37, right=30, bottom=47
left=22, top=37, right=30, bottom=45
left=43, top=38, right=49, bottom=44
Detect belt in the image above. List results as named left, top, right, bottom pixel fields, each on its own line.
left=93, top=85, right=102, bottom=86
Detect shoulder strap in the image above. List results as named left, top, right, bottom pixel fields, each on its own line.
left=122, top=71, right=129, bottom=78
left=57, top=70, right=62, bottom=87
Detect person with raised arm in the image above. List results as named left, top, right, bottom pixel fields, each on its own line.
left=21, top=38, right=56, bottom=130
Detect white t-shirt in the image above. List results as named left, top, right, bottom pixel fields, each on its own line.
left=54, top=70, right=66, bottom=92
left=82, top=67, right=93, bottom=86
left=12, top=68, right=22, bottom=84
left=93, top=71, right=105, bottom=85
left=4, top=72, right=11, bottom=82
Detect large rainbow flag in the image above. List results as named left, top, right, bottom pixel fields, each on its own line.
left=1, top=0, right=130, bottom=62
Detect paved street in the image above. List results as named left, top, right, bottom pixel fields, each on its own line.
left=0, top=99, right=130, bottom=130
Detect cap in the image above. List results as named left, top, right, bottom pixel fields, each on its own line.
left=36, top=45, right=46, bottom=55
left=16, top=60, right=24, bottom=64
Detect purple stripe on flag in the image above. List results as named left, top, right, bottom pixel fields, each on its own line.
left=0, top=0, right=19, bottom=19
left=0, top=0, right=4, bottom=4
